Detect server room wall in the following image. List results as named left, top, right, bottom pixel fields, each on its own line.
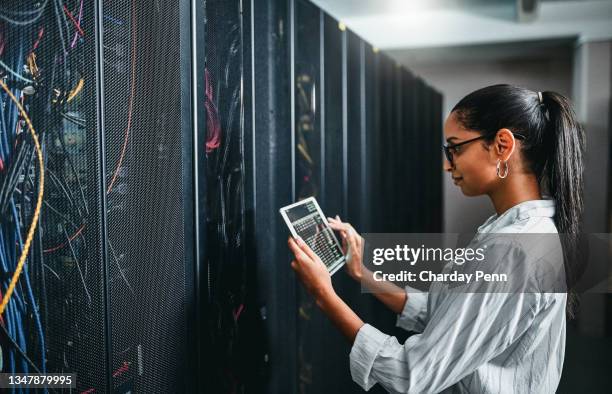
left=1, top=0, right=442, bottom=393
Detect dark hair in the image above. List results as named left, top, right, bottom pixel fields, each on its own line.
left=451, top=84, right=585, bottom=319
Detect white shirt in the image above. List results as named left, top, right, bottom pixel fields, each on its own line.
left=349, top=199, right=566, bottom=393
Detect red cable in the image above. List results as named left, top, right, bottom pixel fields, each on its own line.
left=0, top=26, right=5, bottom=57
left=63, top=5, right=85, bottom=37
left=233, top=304, right=245, bottom=322
left=43, top=224, right=85, bottom=254
left=32, top=26, right=44, bottom=51
left=112, top=361, right=130, bottom=377
left=106, top=0, right=136, bottom=194
left=204, top=69, right=221, bottom=152
left=0, top=289, right=4, bottom=326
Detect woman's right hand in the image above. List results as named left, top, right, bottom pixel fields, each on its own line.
left=328, top=216, right=364, bottom=281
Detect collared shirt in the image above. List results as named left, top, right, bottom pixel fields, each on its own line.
left=349, top=199, right=566, bottom=393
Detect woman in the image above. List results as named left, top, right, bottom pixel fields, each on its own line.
left=287, top=84, right=584, bottom=393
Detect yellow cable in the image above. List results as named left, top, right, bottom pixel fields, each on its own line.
left=26, top=53, right=39, bottom=79
left=0, top=80, right=45, bottom=315
left=67, top=78, right=84, bottom=102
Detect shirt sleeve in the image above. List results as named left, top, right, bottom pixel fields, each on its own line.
left=350, top=242, right=547, bottom=393
left=395, top=286, right=429, bottom=333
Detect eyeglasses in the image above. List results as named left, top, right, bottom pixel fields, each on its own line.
left=442, top=132, right=526, bottom=166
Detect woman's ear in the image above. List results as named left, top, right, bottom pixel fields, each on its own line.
left=493, top=128, right=516, bottom=161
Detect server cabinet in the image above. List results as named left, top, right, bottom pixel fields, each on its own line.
left=294, top=0, right=323, bottom=204
left=102, top=2, right=195, bottom=392
left=376, top=54, right=396, bottom=232
left=392, top=62, right=404, bottom=232
left=9, top=2, right=110, bottom=391
left=1, top=1, right=196, bottom=392
left=346, top=31, right=367, bottom=232
left=292, top=3, right=326, bottom=393
left=401, top=69, right=418, bottom=231
left=200, top=1, right=253, bottom=392
left=412, top=77, right=427, bottom=232
left=322, top=14, right=345, bottom=219
left=250, top=1, right=297, bottom=393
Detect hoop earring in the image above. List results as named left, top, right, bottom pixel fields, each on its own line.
left=496, top=159, right=509, bottom=179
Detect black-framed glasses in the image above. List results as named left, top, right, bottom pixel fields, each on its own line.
left=442, top=132, right=526, bottom=165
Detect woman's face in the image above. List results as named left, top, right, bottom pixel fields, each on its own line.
left=443, top=111, right=499, bottom=196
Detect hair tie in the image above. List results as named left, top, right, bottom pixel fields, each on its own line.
left=537, top=91, right=543, bottom=104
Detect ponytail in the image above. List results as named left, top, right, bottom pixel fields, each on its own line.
left=541, top=91, right=586, bottom=319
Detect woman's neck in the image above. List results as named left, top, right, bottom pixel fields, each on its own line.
left=488, top=172, right=542, bottom=215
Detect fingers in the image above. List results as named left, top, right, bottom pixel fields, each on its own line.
left=328, top=219, right=351, bottom=235
left=295, top=236, right=319, bottom=261
left=288, top=236, right=318, bottom=263
left=328, top=216, right=358, bottom=235
left=327, top=219, right=344, bottom=230
left=329, top=218, right=359, bottom=244
left=288, top=237, right=309, bottom=262
left=327, top=216, right=365, bottom=259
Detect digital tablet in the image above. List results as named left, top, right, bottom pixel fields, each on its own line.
left=280, top=197, right=346, bottom=275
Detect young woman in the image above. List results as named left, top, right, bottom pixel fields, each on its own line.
left=287, top=84, right=584, bottom=393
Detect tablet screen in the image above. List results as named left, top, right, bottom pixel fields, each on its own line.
left=280, top=198, right=345, bottom=274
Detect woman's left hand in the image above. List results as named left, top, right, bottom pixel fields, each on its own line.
left=288, top=236, right=334, bottom=302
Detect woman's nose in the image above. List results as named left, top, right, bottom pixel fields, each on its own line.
left=443, top=154, right=452, bottom=172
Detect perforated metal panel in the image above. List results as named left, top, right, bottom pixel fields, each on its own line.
left=0, top=2, right=109, bottom=392
left=2, top=1, right=193, bottom=392
left=347, top=31, right=365, bottom=231
left=402, top=69, right=418, bottom=231
left=201, top=0, right=253, bottom=392
left=250, top=1, right=297, bottom=392
left=377, top=54, right=395, bottom=231
left=322, top=13, right=344, bottom=218
left=294, top=0, right=322, bottom=204
left=101, top=1, right=192, bottom=392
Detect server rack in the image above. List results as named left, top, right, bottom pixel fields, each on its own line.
left=101, top=2, right=195, bottom=392
left=249, top=2, right=297, bottom=393
left=346, top=31, right=368, bottom=233
left=1, top=1, right=196, bottom=392
left=401, top=69, right=417, bottom=231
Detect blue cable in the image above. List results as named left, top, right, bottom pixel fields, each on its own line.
left=14, top=299, right=28, bottom=376
left=0, top=95, right=10, bottom=161
left=11, top=199, right=46, bottom=373
left=5, top=210, right=28, bottom=380
left=0, top=227, right=26, bottom=309
left=0, top=230, right=26, bottom=311
left=6, top=300, right=16, bottom=394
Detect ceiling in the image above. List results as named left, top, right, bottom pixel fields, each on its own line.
left=310, top=0, right=612, bottom=49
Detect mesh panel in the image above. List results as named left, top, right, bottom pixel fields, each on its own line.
left=102, top=1, right=188, bottom=392
left=347, top=31, right=364, bottom=230
left=322, top=14, right=343, bottom=217
left=295, top=0, right=322, bottom=202
left=402, top=69, right=417, bottom=231
left=203, top=0, right=248, bottom=392
left=294, top=2, right=322, bottom=393
left=0, top=1, right=108, bottom=392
